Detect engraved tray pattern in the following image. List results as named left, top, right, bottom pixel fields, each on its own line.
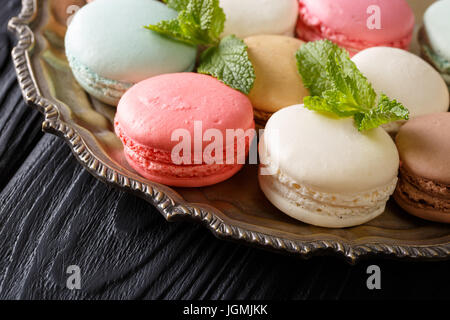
left=8, top=0, right=450, bottom=263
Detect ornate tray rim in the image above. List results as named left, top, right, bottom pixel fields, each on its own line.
left=8, top=0, right=450, bottom=264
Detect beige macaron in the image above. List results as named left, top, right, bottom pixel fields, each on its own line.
left=244, top=35, right=309, bottom=125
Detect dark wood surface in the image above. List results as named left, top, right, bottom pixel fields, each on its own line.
left=0, top=0, right=449, bottom=300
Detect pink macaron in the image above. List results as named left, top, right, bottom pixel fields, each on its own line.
left=296, top=0, right=415, bottom=56
left=114, top=73, right=255, bottom=187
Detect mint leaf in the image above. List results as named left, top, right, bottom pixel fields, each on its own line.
left=162, top=0, right=190, bottom=11
left=144, top=19, right=195, bottom=45
left=296, top=40, right=335, bottom=96
left=355, top=94, right=410, bottom=131
left=296, top=40, right=376, bottom=111
left=198, top=35, right=255, bottom=94
left=146, top=0, right=225, bottom=46
left=328, top=47, right=377, bottom=111
left=180, top=0, right=225, bottom=44
left=296, top=40, right=409, bottom=131
left=302, top=96, right=337, bottom=115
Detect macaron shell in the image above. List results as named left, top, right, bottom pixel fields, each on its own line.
left=65, top=0, right=197, bottom=83
left=245, top=35, right=309, bottom=114
left=352, top=47, right=449, bottom=122
left=395, top=112, right=450, bottom=184
left=67, top=55, right=132, bottom=105
left=263, top=105, right=399, bottom=194
left=423, top=0, right=450, bottom=62
left=299, top=0, right=414, bottom=44
left=115, top=73, right=255, bottom=152
left=220, top=0, right=298, bottom=39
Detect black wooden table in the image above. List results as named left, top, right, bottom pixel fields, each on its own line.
left=0, top=0, right=449, bottom=300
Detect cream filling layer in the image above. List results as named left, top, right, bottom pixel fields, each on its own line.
left=261, top=150, right=397, bottom=218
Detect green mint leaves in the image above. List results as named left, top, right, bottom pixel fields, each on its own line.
left=146, top=0, right=255, bottom=94
left=145, top=0, right=255, bottom=94
left=296, top=40, right=409, bottom=131
left=151, top=0, right=225, bottom=46
left=162, top=0, right=191, bottom=12
left=198, top=35, right=255, bottom=94
left=354, top=94, right=409, bottom=131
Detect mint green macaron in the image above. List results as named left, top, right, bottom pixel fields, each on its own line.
left=65, top=0, right=197, bottom=105
left=420, top=0, right=450, bottom=88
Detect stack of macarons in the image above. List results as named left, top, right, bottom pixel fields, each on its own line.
left=65, top=0, right=450, bottom=229
left=259, top=105, right=450, bottom=228
left=256, top=34, right=449, bottom=229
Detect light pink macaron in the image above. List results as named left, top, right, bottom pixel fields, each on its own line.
left=296, top=0, right=415, bottom=56
left=115, top=73, right=255, bottom=187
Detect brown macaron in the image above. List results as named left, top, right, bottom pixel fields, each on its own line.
left=394, top=112, right=450, bottom=223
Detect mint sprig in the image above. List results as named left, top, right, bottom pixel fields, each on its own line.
left=296, top=40, right=409, bottom=131
left=198, top=35, right=255, bottom=95
left=162, top=0, right=190, bottom=12
left=146, top=0, right=255, bottom=94
left=146, top=0, right=225, bottom=46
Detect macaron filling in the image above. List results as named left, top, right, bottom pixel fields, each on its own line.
left=116, top=121, right=251, bottom=180
left=296, top=1, right=413, bottom=55
left=259, top=139, right=397, bottom=220
left=396, top=167, right=450, bottom=212
left=124, top=147, right=240, bottom=179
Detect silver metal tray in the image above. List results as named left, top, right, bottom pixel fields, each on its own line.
left=8, top=0, right=450, bottom=263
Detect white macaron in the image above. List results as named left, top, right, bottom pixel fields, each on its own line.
left=352, top=47, right=449, bottom=133
left=219, top=0, right=299, bottom=39
left=258, top=105, right=399, bottom=228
